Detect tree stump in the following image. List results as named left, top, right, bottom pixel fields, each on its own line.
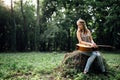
left=59, top=50, right=108, bottom=77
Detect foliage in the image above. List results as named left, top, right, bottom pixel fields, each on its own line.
left=0, top=0, right=120, bottom=52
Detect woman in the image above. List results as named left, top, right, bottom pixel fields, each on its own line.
left=76, top=19, right=105, bottom=74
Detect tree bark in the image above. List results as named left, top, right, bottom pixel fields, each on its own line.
left=20, top=0, right=28, bottom=51
left=11, top=0, right=16, bottom=51
left=35, top=0, right=40, bottom=51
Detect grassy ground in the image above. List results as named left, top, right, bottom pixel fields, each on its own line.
left=0, top=51, right=120, bottom=80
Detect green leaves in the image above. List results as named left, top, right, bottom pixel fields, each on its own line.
left=0, top=0, right=120, bottom=51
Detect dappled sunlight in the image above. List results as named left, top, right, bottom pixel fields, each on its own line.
left=2, top=0, right=37, bottom=8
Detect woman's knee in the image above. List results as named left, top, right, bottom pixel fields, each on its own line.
left=92, top=51, right=101, bottom=56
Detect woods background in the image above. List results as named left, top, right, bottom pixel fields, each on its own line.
left=0, top=0, right=120, bottom=52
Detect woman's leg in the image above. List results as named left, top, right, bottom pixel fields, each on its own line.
left=84, top=52, right=97, bottom=73
left=95, top=51, right=105, bottom=72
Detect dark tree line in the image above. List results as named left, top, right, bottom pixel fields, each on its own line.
left=0, top=0, right=119, bottom=52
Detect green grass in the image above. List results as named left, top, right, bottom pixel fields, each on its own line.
left=0, top=51, right=120, bottom=80
left=103, top=51, right=120, bottom=67
left=0, top=52, right=64, bottom=80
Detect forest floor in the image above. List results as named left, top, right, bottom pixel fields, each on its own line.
left=0, top=51, right=120, bottom=80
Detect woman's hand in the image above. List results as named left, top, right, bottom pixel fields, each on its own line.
left=90, top=43, right=98, bottom=48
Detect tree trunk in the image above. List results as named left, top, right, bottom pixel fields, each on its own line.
left=35, top=0, right=40, bottom=51
left=20, top=0, right=28, bottom=51
left=11, top=0, right=16, bottom=51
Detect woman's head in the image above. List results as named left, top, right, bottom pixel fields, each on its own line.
left=77, top=19, right=88, bottom=33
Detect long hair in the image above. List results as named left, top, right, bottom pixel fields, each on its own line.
left=77, top=19, right=89, bottom=34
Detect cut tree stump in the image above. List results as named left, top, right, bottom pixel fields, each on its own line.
left=58, top=50, right=108, bottom=77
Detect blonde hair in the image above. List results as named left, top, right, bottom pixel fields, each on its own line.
left=77, top=19, right=89, bottom=34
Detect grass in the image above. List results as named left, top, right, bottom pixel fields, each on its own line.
left=103, top=51, right=120, bottom=67
left=0, top=51, right=120, bottom=80
left=0, top=52, right=64, bottom=80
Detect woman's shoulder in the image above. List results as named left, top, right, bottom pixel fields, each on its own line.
left=87, top=29, right=91, bottom=34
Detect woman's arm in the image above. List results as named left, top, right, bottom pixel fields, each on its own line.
left=76, top=29, right=92, bottom=46
left=89, top=30, right=95, bottom=43
left=89, top=31, right=97, bottom=48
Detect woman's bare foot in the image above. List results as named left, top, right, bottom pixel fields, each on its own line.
left=83, top=71, right=87, bottom=74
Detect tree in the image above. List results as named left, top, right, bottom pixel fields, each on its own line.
left=88, top=0, right=120, bottom=49
left=35, top=0, right=40, bottom=51
left=20, top=0, right=29, bottom=51
left=104, top=0, right=120, bottom=48
left=0, top=0, right=11, bottom=51
left=10, top=0, right=16, bottom=51
left=0, top=0, right=119, bottom=52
